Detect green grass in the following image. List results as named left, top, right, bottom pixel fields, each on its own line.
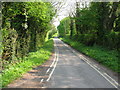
left=60, top=37, right=119, bottom=73
left=1, top=39, right=54, bottom=88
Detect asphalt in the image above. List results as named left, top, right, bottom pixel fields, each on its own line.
left=7, top=38, right=118, bottom=89
left=47, top=38, right=116, bottom=88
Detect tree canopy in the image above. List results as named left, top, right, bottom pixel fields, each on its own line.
left=58, top=2, right=120, bottom=50
left=1, top=2, right=55, bottom=65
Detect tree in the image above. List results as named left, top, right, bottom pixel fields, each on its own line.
left=1, top=2, right=55, bottom=65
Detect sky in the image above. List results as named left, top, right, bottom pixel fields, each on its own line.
left=52, top=0, right=119, bottom=28
left=52, top=0, right=90, bottom=27
left=52, top=0, right=77, bottom=27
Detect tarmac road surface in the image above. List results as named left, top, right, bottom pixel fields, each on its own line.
left=7, top=38, right=118, bottom=89
left=46, top=38, right=117, bottom=88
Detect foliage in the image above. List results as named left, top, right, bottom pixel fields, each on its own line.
left=58, top=2, right=120, bottom=50
left=1, top=2, right=55, bottom=87
left=57, top=17, right=70, bottom=37
left=1, top=2, right=55, bottom=66
left=52, top=32, right=59, bottom=38
left=58, top=2, right=119, bottom=72
left=47, top=25, right=57, bottom=39
left=2, top=39, right=53, bottom=87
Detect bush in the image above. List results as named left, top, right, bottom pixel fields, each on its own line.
left=48, top=29, right=57, bottom=39
left=2, top=39, right=53, bottom=87
left=106, top=31, right=119, bottom=50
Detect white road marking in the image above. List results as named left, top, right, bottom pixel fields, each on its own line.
left=41, top=41, right=58, bottom=83
left=50, top=50, right=57, bottom=68
left=8, top=39, right=59, bottom=88
left=50, top=39, right=59, bottom=67
left=46, top=68, right=51, bottom=73
left=46, top=41, right=59, bottom=82
left=41, top=79, right=44, bottom=82
left=104, top=73, right=119, bottom=86
left=60, top=39, right=119, bottom=88
left=85, top=61, right=118, bottom=88
left=46, top=49, right=59, bottom=81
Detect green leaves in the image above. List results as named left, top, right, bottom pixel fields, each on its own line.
left=2, top=39, right=53, bottom=87
left=2, top=2, right=55, bottom=61
left=1, top=2, right=55, bottom=88
left=27, top=2, right=54, bottom=24
left=57, top=17, right=71, bottom=37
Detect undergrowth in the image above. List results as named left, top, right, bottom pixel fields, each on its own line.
left=1, top=39, right=53, bottom=88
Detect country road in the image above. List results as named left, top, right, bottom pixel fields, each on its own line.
left=2, top=1, right=120, bottom=89
left=46, top=38, right=118, bottom=88
left=7, top=38, right=119, bottom=89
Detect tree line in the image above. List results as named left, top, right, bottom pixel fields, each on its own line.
left=58, top=2, right=120, bottom=51
left=1, top=2, right=55, bottom=67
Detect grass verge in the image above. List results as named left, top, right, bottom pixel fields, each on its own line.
left=60, top=37, right=119, bottom=73
left=1, top=39, right=54, bottom=88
